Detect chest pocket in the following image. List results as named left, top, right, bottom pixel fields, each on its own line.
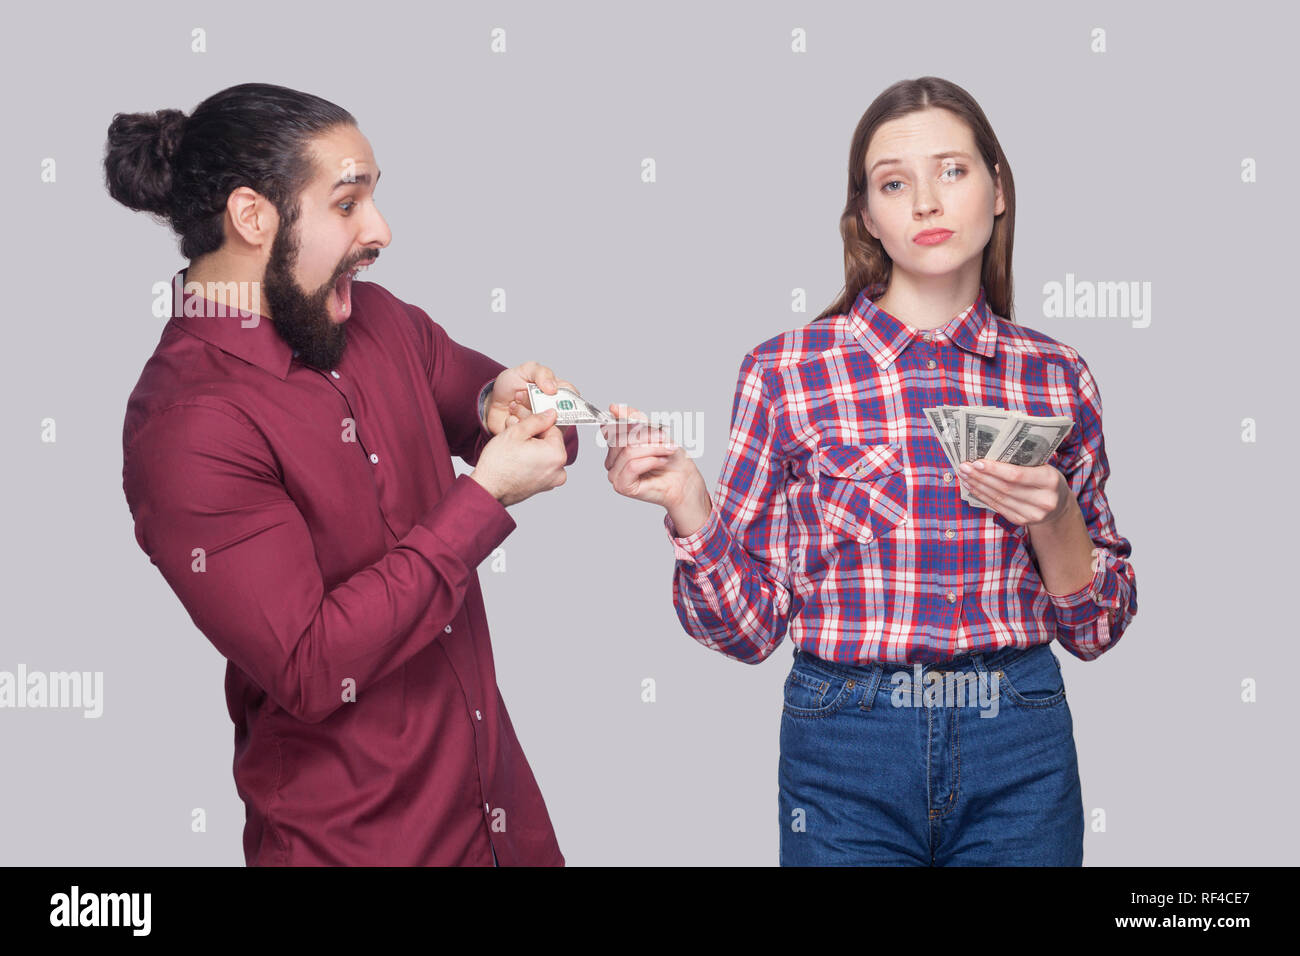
left=813, top=442, right=909, bottom=544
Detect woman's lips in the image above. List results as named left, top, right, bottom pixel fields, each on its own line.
left=914, top=230, right=954, bottom=246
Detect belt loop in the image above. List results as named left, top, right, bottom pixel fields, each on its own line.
left=860, top=661, right=885, bottom=711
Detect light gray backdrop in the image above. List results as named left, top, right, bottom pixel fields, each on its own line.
left=2, top=0, right=1293, bottom=865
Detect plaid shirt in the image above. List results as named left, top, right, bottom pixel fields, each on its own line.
left=664, top=283, right=1137, bottom=665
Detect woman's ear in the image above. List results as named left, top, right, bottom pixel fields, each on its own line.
left=860, top=208, right=878, bottom=240
left=992, top=163, right=1006, bottom=216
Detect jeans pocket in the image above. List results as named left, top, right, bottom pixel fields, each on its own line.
left=993, top=644, right=1066, bottom=708
left=783, top=657, right=857, bottom=719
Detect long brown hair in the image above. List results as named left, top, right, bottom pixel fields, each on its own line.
left=815, top=77, right=1016, bottom=323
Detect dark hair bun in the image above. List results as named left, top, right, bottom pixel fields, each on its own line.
left=103, top=108, right=188, bottom=218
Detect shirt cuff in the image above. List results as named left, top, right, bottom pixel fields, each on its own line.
left=405, top=473, right=515, bottom=571
left=1047, top=553, right=1123, bottom=629
left=477, top=379, right=496, bottom=434
left=663, top=505, right=731, bottom=572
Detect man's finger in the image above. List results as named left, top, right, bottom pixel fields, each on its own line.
left=524, top=362, right=557, bottom=393
left=514, top=407, right=557, bottom=436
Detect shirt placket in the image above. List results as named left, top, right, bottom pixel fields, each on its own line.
left=913, top=330, right=966, bottom=653
left=317, top=363, right=497, bottom=859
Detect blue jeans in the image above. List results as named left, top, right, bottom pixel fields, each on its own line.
left=778, top=642, right=1084, bottom=866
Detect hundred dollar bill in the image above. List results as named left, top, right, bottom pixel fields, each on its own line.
left=924, top=404, right=1003, bottom=470
left=958, top=407, right=1022, bottom=463
left=526, top=383, right=616, bottom=425
left=525, top=384, right=670, bottom=445
left=959, top=407, right=1023, bottom=510
left=923, top=406, right=961, bottom=469
left=986, top=414, right=1073, bottom=467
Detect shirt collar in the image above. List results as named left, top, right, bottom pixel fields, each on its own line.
left=168, top=267, right=295, bottom=380
left=847, top=281, right=998, bottom=369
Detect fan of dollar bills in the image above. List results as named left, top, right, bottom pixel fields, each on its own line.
left=923, top=406, right=1074, bottom=510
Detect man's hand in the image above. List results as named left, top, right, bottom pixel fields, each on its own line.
left=485, top=362, right=579, bottom=436
left=470, top=408, right=570, bottom=507
left=956, top=459, right=1075, bottom=527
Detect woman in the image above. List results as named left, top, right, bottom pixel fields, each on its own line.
left=529, top=77, right=1137, bottom=865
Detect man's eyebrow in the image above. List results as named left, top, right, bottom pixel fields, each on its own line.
left=868, top=151, right=972, bottom=177
left=330, top=168, right=382, bottom=192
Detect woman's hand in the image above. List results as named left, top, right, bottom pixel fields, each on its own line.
left=956, top=459, right=1075, bottom=527
left=600, top=403, right=713, bottom=536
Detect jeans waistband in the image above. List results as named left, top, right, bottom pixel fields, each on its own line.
left=792, top=642, right=1045, bottom=681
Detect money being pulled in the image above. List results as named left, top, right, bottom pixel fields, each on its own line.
left=922, top=405, right=1074, bottom=511
left=526, top=383, right=616, bottom=425
left=526, top=383, right=664, bottom=443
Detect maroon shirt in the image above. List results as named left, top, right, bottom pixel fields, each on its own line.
left=122, top=268, right=575, bottom=865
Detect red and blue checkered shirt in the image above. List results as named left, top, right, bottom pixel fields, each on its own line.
left=664, top=282, right=1137, bottom=665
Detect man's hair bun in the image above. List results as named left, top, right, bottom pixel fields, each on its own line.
left=102, top=108, right=188, bottom=219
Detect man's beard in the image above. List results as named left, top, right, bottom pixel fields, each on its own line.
left=261, top=214, right=349, bottom=371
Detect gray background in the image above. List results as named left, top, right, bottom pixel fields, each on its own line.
left=2, top=0, right=1293, bottom=865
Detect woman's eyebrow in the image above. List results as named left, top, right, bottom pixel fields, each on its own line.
left=868, top=151, right=972, bottom=176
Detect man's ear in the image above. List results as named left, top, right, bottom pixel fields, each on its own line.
left=226, top=186, right=277, bottom=248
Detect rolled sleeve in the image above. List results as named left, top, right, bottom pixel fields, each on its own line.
left=1049, top=355, right=1138, bottom=661
left=667, top=351, right=793, bottom=663
left=663, top=506, right=732, bottom=570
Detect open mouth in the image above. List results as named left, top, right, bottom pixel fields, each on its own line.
left=332, top=259, right=375, bottom=319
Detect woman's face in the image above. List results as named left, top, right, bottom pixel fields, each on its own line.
left=860, top=108, right=1004, bottom=283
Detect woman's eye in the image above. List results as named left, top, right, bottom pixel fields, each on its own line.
left=339, top=200, right=356, bottom=214
left=881, top=167, right=965, bottom=193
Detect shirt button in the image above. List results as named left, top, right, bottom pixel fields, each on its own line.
left=927, top=359, right=937, bottom=369
left=945, top=529, right=955, bottom=538
left=943, top=472, right=953, bottom=482
left=330, top=370, right=340, bottom=379
left=946, top=591, right=957, bottom=603
left=369, top=453, right=379, bottom=464
left=475, top=710, right=482, bottom=720
left=444, top=624, right=453, bottom=633
left=922, top=333, right=932, bottom=342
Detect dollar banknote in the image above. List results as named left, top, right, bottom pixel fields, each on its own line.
left=923, top=405, right=1074, bottom=510
left=526, top=383, right=615, bottom=425
left=525, top=384, right=667, bottom=447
